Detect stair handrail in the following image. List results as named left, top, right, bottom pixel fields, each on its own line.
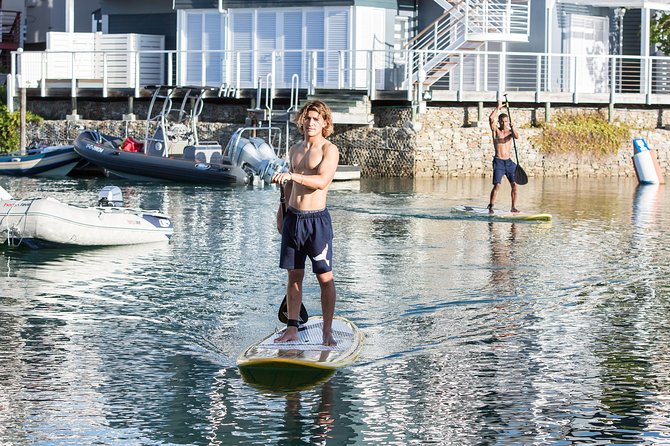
left=264, top=72, right=274, bottom=144
left=404, top=0, right=466, bottom=51
left=283, top=73, right=300, bottom=156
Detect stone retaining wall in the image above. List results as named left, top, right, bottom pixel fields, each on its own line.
left=23, top=101, right=670, bottom=179
left=414, top=105, right=670, bottom=179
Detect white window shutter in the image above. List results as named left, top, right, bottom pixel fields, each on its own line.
left=185, top=12, right=203, bottom=85
left=232, top=11, right=254, bottom=85
left=325, top=10, right=349, bottom=86
left=256, top=11, right=277, bottom=83
left=283, top=11, right=302, bottom=85
left=305, top=11, right=325, bottom=84
left=204, top=12, right=224, bottom=85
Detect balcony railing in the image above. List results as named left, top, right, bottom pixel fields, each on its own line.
left=7, top=48, right=670, bottom=111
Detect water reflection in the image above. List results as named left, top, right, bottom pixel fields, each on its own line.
left=1, top=177, right=670, bottom=444
left=487, top=222, right=517, bottom=296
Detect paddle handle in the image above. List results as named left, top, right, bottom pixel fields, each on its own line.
left=279, top=181, right=287, bottom=215
left=503, top=94, right=520, bottom=166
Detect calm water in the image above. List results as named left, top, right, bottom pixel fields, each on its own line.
left=1, top=175, right=669, bottom=445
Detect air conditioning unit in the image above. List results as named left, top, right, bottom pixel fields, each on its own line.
left=26, top=0, right=39, bottom=8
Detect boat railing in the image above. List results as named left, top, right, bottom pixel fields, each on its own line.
left=144, top=85, right=214, bottom=157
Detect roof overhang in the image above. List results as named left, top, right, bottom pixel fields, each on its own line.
left=557, top=0, right=670, bottom=10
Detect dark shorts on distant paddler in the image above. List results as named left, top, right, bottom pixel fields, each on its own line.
left=492, top=157, right=517, bottom=184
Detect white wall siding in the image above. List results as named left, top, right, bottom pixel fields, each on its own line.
left=353, top=6, right=386, bottom=89
left=98, top=33, right=165, bottom=89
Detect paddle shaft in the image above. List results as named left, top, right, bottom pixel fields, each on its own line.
left=503, top=95, right=520, bottom=166
left=278, top=181, right=309, bottom=324
left=280, top=181, right=287, bottom=216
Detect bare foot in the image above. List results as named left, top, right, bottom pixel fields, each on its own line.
left=487, top=204, right=494, bottom=214
left=511, top=208, right=520, bottom=213
left=323, top=329, right=337, bottom=347
left=274, top=327, right=300, bottom=343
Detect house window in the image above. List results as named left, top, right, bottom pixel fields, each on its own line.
left=567, top=14, right=609, bottom=93
left=181, top=10, right=226, bottom=86
left=179, top=7, right=353, bottom=89
left=228, top=7, right=349, bottom=89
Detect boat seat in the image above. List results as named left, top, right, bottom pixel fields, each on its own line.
left=210, top=152, right=222, bottom=165
left=183, top=146, right=196, bottom=161
left=194, top=152, right=207, bottom=163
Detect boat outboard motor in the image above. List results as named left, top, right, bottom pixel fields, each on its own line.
left=231, top=136, right=289, bottom=184
left=258, top=158, right=289, bottom=185
left=97, top=185, right=124, bottom=207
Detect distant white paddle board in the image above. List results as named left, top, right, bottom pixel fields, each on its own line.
left=453, top=205, right=552, bottom=222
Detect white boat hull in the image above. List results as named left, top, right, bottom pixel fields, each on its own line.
left=0, top=197, right=173, bottom=248
left=334, top=165, right=361, bottom=181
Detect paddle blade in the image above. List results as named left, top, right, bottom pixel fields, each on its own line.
left=515, top=165, right=529, bottom=185
left=278, top=294, right=309, bottom=324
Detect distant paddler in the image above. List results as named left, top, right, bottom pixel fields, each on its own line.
left=488, top=99, right=520, bottom=214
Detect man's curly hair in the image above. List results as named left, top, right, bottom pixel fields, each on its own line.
left=294, top=100, right=334, bottom=137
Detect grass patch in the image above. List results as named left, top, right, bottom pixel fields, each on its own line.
left=531, top=111, right=630, bottom=157
left=0, top=105, right=44, bottom=153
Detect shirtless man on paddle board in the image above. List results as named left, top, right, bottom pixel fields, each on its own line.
left=488, top=99, right=520, bottom=214
left=271, top=100, right=339, bottom=346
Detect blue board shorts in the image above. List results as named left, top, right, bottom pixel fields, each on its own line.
left=280, top=207, right=334, bottom=274
left=492, top=157, right=517, bottom=185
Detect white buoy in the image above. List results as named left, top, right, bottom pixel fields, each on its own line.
left=632, top=138, right=664, bottom=184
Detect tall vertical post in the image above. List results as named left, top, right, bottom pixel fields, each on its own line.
left=65, top=0, right=75, bottom=32
left=615, top=7, right=626, bottom=94
left=19, top=75, right=26, bottom=155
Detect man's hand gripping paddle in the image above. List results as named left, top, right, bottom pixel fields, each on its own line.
left=277, top=180, right=309, bottom=324
left=503, top=94, right=529, bottom=186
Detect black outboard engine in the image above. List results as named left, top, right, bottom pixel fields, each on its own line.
left=97, top=186, right=124, bottom=207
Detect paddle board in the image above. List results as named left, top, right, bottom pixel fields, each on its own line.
left=238, top=316, right=364, bottom=389
left=453, top=205, right=552, bottom=221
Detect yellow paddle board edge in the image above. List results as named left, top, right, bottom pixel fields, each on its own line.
left=237, top=316, right=364, bottom=370
left=504, top=213, right=552, bottom=221
left=453, top=206, right=552, bottom=221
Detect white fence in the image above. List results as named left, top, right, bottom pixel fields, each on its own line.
left=8, top=47, right=670, bottom=110
left=17, top=32, right=164, bottom=95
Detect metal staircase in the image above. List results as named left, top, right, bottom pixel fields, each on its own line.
left=406, top=0, right=530, bottom=89
left=0, top=9, right=20, bottom=72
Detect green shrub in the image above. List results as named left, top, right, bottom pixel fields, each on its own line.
left=0, top=105, right=44, bottom=153
left=531, top=112, right=630, bottom=157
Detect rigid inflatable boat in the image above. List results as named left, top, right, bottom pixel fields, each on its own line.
left=73, top=86, right=288, bottom=185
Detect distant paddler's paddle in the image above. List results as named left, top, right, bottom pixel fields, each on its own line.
left=503, top=94, right=529, bottom=186
left=277, top=180, right=309, bottom=324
